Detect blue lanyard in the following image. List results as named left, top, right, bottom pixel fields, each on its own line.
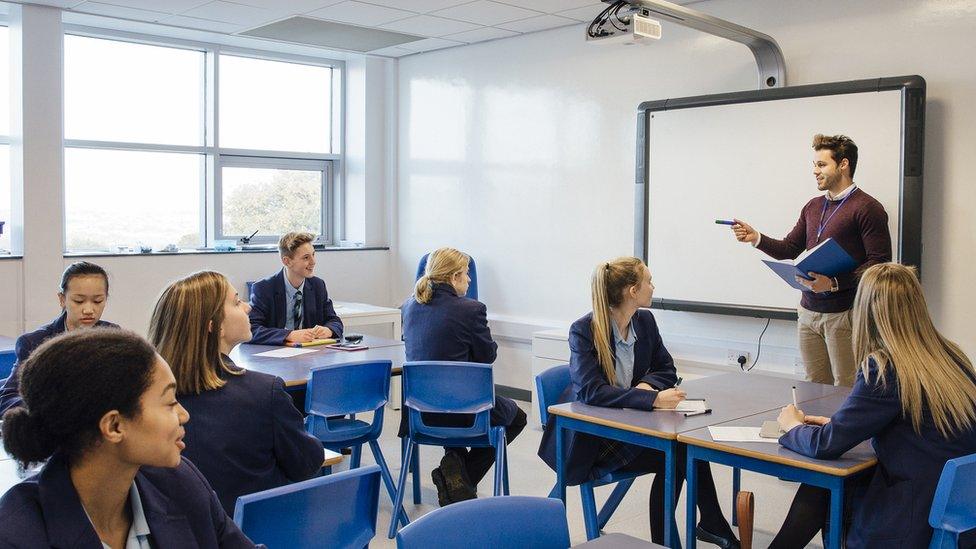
left=816, top=188, right=856, bottom=241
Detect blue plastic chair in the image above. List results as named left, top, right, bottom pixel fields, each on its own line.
left=396, top=495, right=570, bottom=549
left=304, top=360, right=408, bottom=528
left=536, top=364, right=744, bottom=540
left=0, top=350, right=15, bottom=381
left=416, top=253, right=478, bottom=300
left=928, top=452, right=976, bottom=548
left=388, top=361, right=510, bottom=539
left=233, top=464, right=381, bottom=549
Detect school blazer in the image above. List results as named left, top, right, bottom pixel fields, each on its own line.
left=780, top=358, right=976, bottom=548
left=177, top=362, right=325, bottom=515
left=537, top=309, right=678, bottom=485
left=247, top=271, right=343, bottom=346
left=398, top=284, right=519, bottom=436
left=0, top=452, right=256, bottom=548
left=0, top=312, right=118, bottom=416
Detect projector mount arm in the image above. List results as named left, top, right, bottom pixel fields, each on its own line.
left=618, top=0, right=786, bottom=89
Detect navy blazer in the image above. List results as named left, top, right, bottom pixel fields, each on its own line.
left=399, top=283, right=519, bottom=436
left=247, top=271, right=343, bottom=346
left=780, top=358, right=976, bottom=548
left=177, top=361, right=325, bottom=515
left=0, top=312, right=118, bottom=416
left=0, top=452, right=256, bottom=548
left=538, top=309, right=678, bottom=485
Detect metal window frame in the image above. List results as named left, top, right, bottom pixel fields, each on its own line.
left=60, top=26, right=345, bottom=250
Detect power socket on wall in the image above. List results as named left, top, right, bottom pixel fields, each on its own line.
left=726, top=349, right=751, bottom=368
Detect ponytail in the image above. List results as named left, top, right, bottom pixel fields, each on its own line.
left=415, top=248, right=470, bottom=304
left=589, top=257, right=646, bottom=384
left=415, top=275, right=435, bottom=304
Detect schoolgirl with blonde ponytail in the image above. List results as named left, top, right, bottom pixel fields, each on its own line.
left=415, top=248, right=471, bottom=304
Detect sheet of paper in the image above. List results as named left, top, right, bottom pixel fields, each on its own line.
left=253, top=347, right=319, bottom=358
left=708, top=426, right=780, bottom=443
left=324, top=449, right=341, bottom=461
left=656, top=400, right=707, bottom=413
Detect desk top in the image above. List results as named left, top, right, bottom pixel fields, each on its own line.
left=0, top=336, right=14, bottom=353
left=678, top=392, right=877, bottom=476
left=333, top=301, right=401, bottom=317
left=231, top=336, right=405, bottom=386
left=547, top=372, right=847, bottom=440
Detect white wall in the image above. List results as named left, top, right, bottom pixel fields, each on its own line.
left=396, top=0, right=976, bottom=388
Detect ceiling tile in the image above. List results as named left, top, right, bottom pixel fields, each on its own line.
left=557, top=3, right=608, bottom=22
left=158, top=14, right=248, bottom=33
left=305, top=1, right=415, bottom=26
left=70, top=1, right=170, bottom=21
left=234, top=0, right=343, bottom=11
left=356, top=0, right=472, bottom=13
left=18, top=0, right=88, bottom=8
left=492, top=0, right=600, bottom=14
left=432, top=0, right=541, bottom=26
left=379, top=14, right=480, bottom=37
left=497, top=13, right=578, bottom=33
left=181, top=1, right=274, bottom=26
left=89, top=0, right=208, bottom=12
left=444, top=26, right=517, bottom=43
left=367, top=45, right=414, bottom=57
left=395, top=36, right=462, bottom=52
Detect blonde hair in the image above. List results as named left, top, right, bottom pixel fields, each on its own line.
left=591, top=257, right=646, bottom=384
left=852, top=263, right=976, bottom=437
left=149, top=271, right=242, bottom=395
left=278, top=232, right=315, bottom=258
left=415, top=248, right=470, bottom=304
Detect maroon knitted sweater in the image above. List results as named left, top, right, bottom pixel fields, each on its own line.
left=757, top=187, right=892, bottom=313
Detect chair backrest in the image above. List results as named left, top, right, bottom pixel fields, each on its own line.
left=535, top=364, right=571, bottom=426
left=234, top=465, right=381, bottom=549
left=403, top=361, right=494, bottom=439
left=928, top=452, right=976, bottom=535
left=305, top=360, right=392, bottom=417
left=0, top=351, right=15, bottom=381
left=416, top=252, right=479, bottom=300
left=396, top=496, right=570, bottom=549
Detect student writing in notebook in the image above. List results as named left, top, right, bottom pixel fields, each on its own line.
left=0, top=261, right=118, bottom=415
left=731, top=134, right=891, bottom=386
left=149, top=271, right=324, bottom=515
left=538, top=257, right=738, bottom=548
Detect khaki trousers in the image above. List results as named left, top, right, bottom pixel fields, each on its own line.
left=797, top=305, right=856, bottom=387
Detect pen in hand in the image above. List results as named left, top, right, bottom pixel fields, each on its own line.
left=792, top=385, right=798, bottom=408
left=675, top=377, right=683, bottom=388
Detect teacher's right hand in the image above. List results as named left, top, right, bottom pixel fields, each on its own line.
left=732, top=218, right=759, bottom=245
left=653, top=388, right=687, bottom=409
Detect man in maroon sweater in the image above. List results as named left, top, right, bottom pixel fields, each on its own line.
left=732, top=134, right=891, bottom=386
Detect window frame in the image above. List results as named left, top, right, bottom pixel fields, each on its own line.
left=61, top=25, right=344, bottom=252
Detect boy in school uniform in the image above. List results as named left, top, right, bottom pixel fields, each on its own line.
left=248, top=232, right=344, bottom=346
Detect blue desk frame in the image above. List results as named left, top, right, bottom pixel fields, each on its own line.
left=554, top=415, right=681, bottom=547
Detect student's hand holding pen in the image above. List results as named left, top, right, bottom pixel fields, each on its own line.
left=777, top=404, right=805, bottom=432
left=653, top=388, right=687, bottom=409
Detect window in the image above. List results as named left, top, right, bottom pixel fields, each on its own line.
left=0, top=25, right=10, bottom=254
left=62, top=34, right=340, bottom=253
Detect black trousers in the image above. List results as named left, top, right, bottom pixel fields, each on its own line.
left=446, top=407, right=527, bottom=486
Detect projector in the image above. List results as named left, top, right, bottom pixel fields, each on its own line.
left=586, top=6, right=662, bottom=46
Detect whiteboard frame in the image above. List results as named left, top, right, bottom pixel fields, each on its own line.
left=634, top=75, right=926, bottom=321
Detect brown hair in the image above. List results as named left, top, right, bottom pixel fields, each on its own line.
left=813, top=134, right=859, bottom=178
left=149, top=271, right=241, bottom=395
left=591, top=257, right=646, bottom=384
left=852, top=263, right=976, bottom=437
left=415, top=248, right=470, bottom=304
left=278, top=232, right=316, bottom=258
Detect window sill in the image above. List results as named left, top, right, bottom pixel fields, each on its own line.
left=0, top=253, right=23, bottom=260
left=63, top=246, right=389, bottom=258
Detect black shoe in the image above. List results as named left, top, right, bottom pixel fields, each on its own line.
left=439, top=452, right=477, bottom=504
left=431, top=468, right=452, bottom=507
left=696, top=525, right=740, bottom=549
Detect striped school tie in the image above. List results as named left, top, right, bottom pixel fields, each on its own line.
left=292, top=291, right=303, bottom=329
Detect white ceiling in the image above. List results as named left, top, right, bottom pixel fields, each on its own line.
left=13, top=0, right=695, bottom=58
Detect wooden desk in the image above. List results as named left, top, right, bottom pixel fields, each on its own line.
left=334, top=301, right=402, bottom=341
left=548, top=373, right=847, bottom=546
left=678, top=392, right=876, bottom=549
left=230, top=336, right=405, bottom=387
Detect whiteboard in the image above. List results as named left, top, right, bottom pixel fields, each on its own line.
left=636, top=79, right=924, bottom=317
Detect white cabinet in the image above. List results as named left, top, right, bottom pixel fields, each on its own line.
left=530, top=328, right=571, bottom=427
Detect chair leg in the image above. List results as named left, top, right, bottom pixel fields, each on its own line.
left=411, top=444, right=421, bottom=504
left=369, top=440, right=409, bottom=528
left=388, top=440, right=416, bottom=539
left=736, top=490, right=754, bottom=549
left=493, top=441, right=505, bottom=497
left=548, top=483, right=559, bottom=498
left=929, top=529, right=959, bottom=549
left=579, top=482, right=601, bottom=540
left=597, top=478, right=634, bottom=529
left=351, top=444, right=363, bottom=469
left=502, top=447, right=510, bottom=496
left=732, top=466, right=741, bottom=526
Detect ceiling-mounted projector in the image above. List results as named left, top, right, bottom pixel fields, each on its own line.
left=586, top=5, right=662, bottom=46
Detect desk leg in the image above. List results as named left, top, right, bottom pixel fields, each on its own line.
left=827, top=480, right=844, bottom=549
left=686, top=448, right=698, bottom=549
left=664, top=440, right=676, bottom=548
left=555, top=416, right=566, bottom=503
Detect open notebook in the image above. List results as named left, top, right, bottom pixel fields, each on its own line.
left=656, top=399, right=707, bottom=413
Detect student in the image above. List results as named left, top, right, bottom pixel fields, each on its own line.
left=149, top=271, right=325, bottom=515
left=761, top=263, right=976, bottom=548
left=538, top=257, right=739, bottom=548
left=732, top=134, right=891, bottom=387
left=0, top=261, right=117, bottom=415
left=400, top=247, right=527, bottom=507
left=0, top=329, right=256, bottom=547
left=248, top=232, right=343, bottom=346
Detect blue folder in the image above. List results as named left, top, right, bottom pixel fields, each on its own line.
left=762, top=238, right=857, bottom=291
